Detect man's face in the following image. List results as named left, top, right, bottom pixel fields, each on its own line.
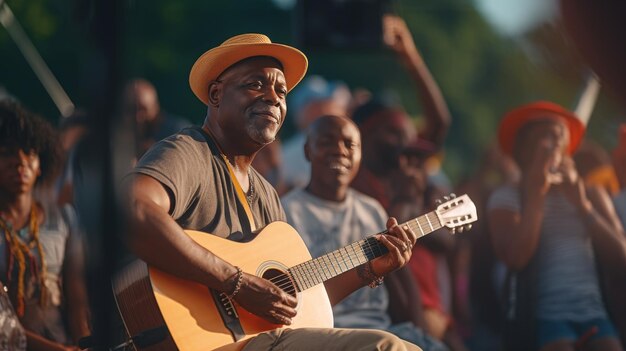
left=133, top=84, right=160, bottom=123
left=0, top=145, right=40, bottom=195
left=363, top=108, right=415, bottom=169
left=214, top=57, right=287, bottom=146
left=306, top=116, right=361, bottom=190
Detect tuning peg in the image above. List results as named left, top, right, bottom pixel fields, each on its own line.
left=457, top=226, right=465, bottom=233
left=449, top=227, right=456, bottom=235
left=464, top=224, right=473, bottom=231
left=443, top=195, right=450, bottom=201
left=450, top=193, right=456, bottom=198
left=435, top=199, right=442, bottom=205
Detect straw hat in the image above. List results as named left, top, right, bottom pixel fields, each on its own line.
left=498, top=101, right=586, bottom=156
left=189, top=33, right=308, bottom=105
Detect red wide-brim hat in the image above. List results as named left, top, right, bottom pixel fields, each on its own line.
left=498, top=101, right=586, bottom=156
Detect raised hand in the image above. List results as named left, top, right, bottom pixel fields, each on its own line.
left=233, top=273, right=297, bottom=325
left=523, top=137, right=562, bottom=195
left=554, top=156, right=592, bottom=212
left=382, top=14, right=421, bottom=64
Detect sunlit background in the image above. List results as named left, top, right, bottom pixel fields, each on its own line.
left=1, top=0, right=622, bottom=182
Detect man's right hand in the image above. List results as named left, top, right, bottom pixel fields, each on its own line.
left=233, top=273, right=298, bottom=325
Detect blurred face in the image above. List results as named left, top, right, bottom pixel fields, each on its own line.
left=133, top=83, right=160, bottom=123
left=214, top=57, right=287, bottom=146
left=0, top=146, right=40, bottom=195
left=306, top=116, right=361, bottom=190
left=362, top=108, right=415, bottom=170
left=514, top=118, right=569, bottom=171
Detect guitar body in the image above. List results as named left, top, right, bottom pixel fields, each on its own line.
left=114, top=195, right=477, bottom=351
left=114, top=221, right=333, bottom=351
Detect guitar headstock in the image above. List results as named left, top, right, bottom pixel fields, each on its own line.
left=435, top=194, right=477, bottom=234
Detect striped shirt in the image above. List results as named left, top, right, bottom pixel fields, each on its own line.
left=488, top=184, right=608, bottom=321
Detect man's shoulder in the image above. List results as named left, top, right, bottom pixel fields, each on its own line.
left=149, top=127, right=209, bottom=155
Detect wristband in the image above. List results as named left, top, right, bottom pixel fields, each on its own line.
left=225, top=266, right=243, bottom=300
left=357, top=261, right=384, bottom=288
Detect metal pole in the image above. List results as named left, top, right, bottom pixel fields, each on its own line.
left=0, top=0, right=75, bottom=117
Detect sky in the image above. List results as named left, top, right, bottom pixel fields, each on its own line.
left=472, top=0, right=558, bottom=37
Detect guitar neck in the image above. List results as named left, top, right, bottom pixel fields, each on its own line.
left=288, top=210, right=442, bottom=291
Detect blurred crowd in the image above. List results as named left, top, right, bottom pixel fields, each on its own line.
left=1, top=6, right=626, bottom=351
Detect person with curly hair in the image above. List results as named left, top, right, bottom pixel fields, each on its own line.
left=0, top=101, right=90, bottom=350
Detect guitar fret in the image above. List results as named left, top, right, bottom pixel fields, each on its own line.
left=414, top=218, right=425, bottom=236
left=353, top=242, right=366, bottom=264
left=428, top=212, right=441, bottom=231
left=288, top=269, right=302, bottom=292
left=301, top=262, right=313, bottom=289
left=315, top=256, right=327, bottom=281
left=344, top=247, right=356, bottom=270
left=314, top=257, right=327, bottom=281
left=293, top=265, right=304, bottom=290
left=334, top=249, right=344, bottom=273
left=326, top=253, right=339, bottom=276
left=425, top=214, right=434, bottom=231
left=307, top=261, right=320, bottom=286
left=323, top=254, right=334, bottom=278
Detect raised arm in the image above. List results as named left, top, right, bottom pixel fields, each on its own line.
left=123, top=174, right=298, bottom=325
left=383, top=14, right=451, bottom=147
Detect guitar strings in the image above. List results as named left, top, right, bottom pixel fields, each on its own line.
left=265, top=213, right=442, bottom=293
left=266, top=214, right=438, bottom=290
left=266, top=236, right=381, bottom=291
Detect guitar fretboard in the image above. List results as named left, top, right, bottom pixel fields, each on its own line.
left=288, top=211, right=442, bottom=291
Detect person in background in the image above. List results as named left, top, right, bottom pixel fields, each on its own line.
left=124, top=33, right=421, bottom=350
left=281, top=75, right=352, bottom=190
left=574, top=140, right=620, bottom=196
left=454, top=143, right=520, bottom=351
left=282, top=114, right=448, bottom=351
left=350, top=15, right=465, bottom=351
left=0, top=101, right=90, bottom=350
left=488, top=101, right=626, bottom=351
left=123, top=78, right=191, bottom=158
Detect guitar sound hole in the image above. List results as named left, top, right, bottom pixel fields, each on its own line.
left=262, top=268, right=296, bottom=298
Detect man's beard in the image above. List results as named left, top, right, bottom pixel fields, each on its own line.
left=246, top=123, right=278, bottom=145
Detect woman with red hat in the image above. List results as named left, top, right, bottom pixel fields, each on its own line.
left=487, top=101, right=626, bottom=351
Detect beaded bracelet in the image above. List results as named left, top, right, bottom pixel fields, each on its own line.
left=225, top=266, right=244, bottom=300
left=357, top=261, right=384, bottom=288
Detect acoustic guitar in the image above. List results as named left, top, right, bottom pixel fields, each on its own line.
left=113, top=194, right=477, bottom=351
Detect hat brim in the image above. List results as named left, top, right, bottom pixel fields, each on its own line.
left=189, top=43, right=308, bottom=105
left=498, top=101, right=586, bottom=156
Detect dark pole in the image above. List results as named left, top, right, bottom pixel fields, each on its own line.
left=73, top=0, right=134, bottom=348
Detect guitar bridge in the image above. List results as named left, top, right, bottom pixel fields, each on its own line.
left=210, top=289, right=245, bottom=341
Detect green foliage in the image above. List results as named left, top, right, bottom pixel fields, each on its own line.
left=1, top=0, right=622, bottom=182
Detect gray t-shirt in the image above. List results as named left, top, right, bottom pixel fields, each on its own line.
left=281, top=188, right=391, bottom=329
left=133, top=127, right=285, bottom=240
left=488, top=184, right=607, bottom=321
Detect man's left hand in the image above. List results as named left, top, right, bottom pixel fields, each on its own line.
left=371, top=217, right=417, bottom=276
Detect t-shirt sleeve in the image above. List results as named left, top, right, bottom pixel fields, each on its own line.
left=487, top=185, right=520, bottom=213
left=132, top=134, right=209, bottom=220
